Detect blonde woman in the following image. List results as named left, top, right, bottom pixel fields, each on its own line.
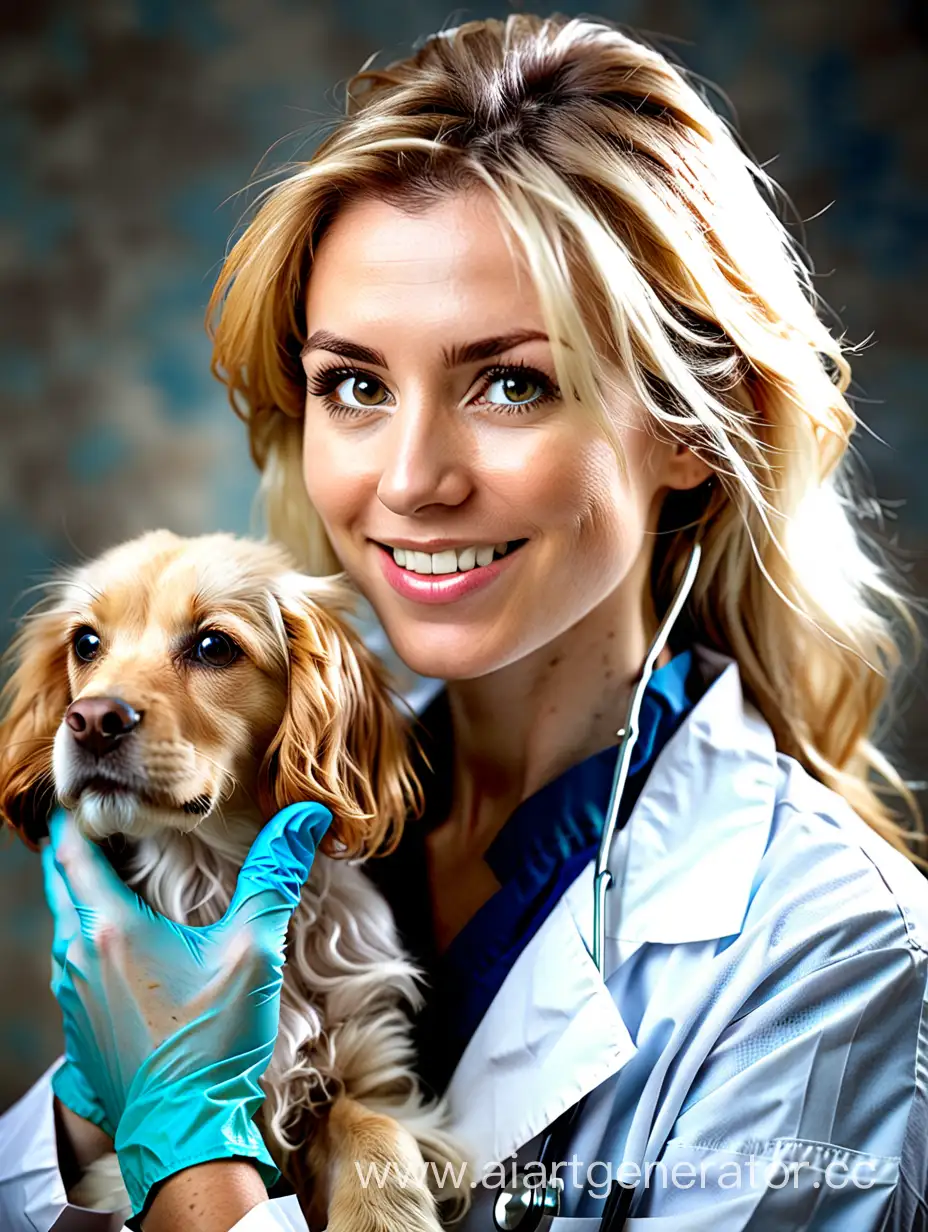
left=4, top=13, right=928, bottom=1232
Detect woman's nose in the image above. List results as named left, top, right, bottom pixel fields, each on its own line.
left=375, top=408, right=473, bottom=516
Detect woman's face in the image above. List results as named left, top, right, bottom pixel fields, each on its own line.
left=301, top=189, right=695, bottom=681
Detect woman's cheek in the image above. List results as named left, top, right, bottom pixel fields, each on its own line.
left=303, top=430, right=368, bottom=531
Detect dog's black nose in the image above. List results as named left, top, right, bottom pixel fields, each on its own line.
left=66, top=697, right=142, bottom=758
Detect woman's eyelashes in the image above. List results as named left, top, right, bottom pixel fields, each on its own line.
left=305, top=359, right=562, bottom=420
left=309, top=367, right=388, bottom=417
left=473, top=362, right=561, bottom=413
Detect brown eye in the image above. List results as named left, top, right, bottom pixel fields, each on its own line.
left=73, top=628, right=101, bottom=663
left=334, top=374, right=388, bottom=408
left=475, top=363, right=560, bottom=414
left=488, top=372, right=545, bottom=405
left=191, top=631, right=240, bottom=668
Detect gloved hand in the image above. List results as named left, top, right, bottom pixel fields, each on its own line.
left=41, top=802, right=333, bottom=1216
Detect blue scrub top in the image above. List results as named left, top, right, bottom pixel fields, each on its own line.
left=369, top=650, right=702, bottom=1097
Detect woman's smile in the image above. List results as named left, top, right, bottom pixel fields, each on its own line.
left=374, top=537, right=528, bottom=606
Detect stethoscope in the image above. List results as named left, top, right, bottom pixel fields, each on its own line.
left=491, top=537, right=703, bottom=1231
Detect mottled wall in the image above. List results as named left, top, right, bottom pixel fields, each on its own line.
left=1, top=0, right=926, bottom=1110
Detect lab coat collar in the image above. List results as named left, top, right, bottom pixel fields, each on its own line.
left=609, top=644, right=778, bottom=947
left=444, top=647, right=778, bottom=1169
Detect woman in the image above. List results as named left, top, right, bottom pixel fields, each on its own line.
left=3, top=13, right=928, bottom=1231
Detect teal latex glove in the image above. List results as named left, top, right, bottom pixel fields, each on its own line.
left=41, top=802, right=333, bottom=1216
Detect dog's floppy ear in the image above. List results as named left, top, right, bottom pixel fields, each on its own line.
left=0, top=608, right=71, bottom=850
left=260, top=577, right=423, bottom=859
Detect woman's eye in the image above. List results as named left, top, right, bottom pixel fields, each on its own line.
left=332, top=374, right=389, bottom=409
left=191, top=631, right=241, bottom=668
left=480, top=370, right=549, bottom=409
left=72, top=628, right=101, bottom=663
left=308, top=368, right=392, bottom=417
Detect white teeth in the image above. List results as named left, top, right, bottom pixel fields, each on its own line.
left=391, top=542, right=518, bottom=574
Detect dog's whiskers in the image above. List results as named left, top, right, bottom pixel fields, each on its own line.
left=191, top=747, right=228, bottom=779
left=188, top=750, right=243, bottom=810
left=189, top=747, right=262, bottom=816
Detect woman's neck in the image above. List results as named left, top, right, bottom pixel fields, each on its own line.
left=440, top=559, right=667, bottom=855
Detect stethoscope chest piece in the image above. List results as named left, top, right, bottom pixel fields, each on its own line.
left=493, top=1177, right=561, bottom=1229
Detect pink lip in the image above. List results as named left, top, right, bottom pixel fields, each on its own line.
left=376, top=543, right=523, bottom=605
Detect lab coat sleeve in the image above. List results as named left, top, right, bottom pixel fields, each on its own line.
left=0, top=1056, right=120, bottom=1232
left=627, top=935, right=928, bottom=1229
left=0, top=1057, right=310, bottom=1232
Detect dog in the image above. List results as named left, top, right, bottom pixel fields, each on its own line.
left=0, top=529, right=467, bottom=1230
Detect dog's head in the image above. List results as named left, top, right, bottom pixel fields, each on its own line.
left=0, top=530, right=420, bottom=855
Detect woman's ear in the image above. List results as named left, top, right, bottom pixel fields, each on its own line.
left=260, top=579, right=422, bottom=859
left=665, top=442, right=714, bottom=492
left=0, top=610, right=71, bottom=850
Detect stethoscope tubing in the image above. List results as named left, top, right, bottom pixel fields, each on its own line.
left=592, top=538, right=703, bottom=976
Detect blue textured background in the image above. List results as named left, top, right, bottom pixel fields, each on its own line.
left=1, top=0, right=926, bottom=1109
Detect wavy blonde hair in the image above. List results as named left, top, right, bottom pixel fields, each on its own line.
left=207, top=14, right=925, bottom=864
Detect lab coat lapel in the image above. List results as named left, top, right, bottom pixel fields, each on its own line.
left=444, top=858, right=637, bottom=1171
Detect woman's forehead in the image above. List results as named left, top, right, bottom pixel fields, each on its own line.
left=305, top=190, right=545, bottom=342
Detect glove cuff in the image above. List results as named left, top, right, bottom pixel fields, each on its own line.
left=115, top=1071, right=280, bottom=1216
left=52, top=1059, right=117, bottom=1142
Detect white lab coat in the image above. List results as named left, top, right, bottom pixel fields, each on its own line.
left=2, top=645, right=927, bottom=1230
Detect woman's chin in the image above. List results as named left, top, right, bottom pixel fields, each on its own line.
left=385, top=629, right=519, bottom=683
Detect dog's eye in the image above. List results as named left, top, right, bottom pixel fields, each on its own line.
left=191, top=631, right=240, bottom=668
left=73, top=628, right=101, bottom=663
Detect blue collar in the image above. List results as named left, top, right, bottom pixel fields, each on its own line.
left=480, top=649, right=697, bottom=896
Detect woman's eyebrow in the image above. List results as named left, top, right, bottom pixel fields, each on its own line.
left=300, top=328, right=553, bottom=368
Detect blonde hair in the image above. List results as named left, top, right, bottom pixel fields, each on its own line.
left=207, top=14, right=925, bottom=864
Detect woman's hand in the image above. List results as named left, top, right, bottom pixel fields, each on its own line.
left=41, top=802, right=333, bottom=1218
